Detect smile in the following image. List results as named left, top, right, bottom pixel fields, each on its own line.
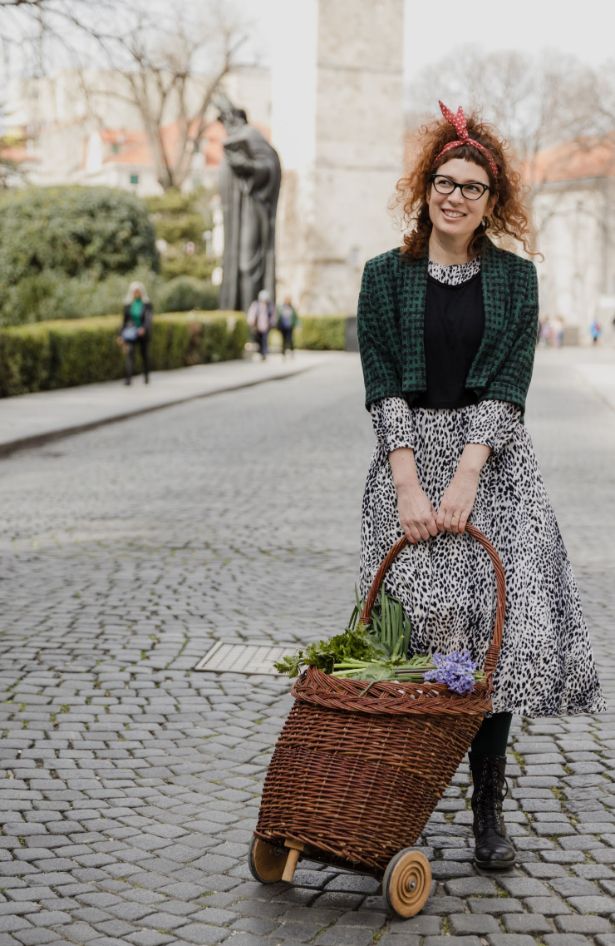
left=442, top=210, right=465, bottom=218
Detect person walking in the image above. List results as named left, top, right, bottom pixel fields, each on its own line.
left=589, top=319, right=602, bottom=345
left=276, top=295, right=299, bottom=356
left=247, top=289, right=275, bottom=361
left=121, top=281, right=153, bottom=385
left=357, top=101, right=606, bottom=872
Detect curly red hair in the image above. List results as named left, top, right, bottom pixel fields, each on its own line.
left=395, top=109, right=534, bottom=258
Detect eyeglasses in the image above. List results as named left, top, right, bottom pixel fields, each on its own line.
left=429, top=174, right=491, bottom=201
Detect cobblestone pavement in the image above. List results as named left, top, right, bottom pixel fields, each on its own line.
left=1, top=350, right=614, bottom=946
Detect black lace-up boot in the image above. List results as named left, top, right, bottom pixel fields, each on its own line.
left=469, top=752, right=516, bottom=870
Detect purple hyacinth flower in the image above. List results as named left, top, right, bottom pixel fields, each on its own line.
left=424, top=649, right=477, bottom=694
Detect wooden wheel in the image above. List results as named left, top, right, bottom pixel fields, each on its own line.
left=248, top=836, right=287, bottom=883
left=383, top=849, right=431, bottom=918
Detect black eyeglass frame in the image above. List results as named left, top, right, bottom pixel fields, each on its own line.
left=428, top=174, right=492, bottom=201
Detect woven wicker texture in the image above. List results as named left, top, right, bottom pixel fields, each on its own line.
left=255, top=525, right=506, bottom=874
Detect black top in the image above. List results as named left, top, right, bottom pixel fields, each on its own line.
left=414, top=272, right=485, bottom=409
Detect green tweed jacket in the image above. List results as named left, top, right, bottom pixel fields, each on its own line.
left=357, top=238, right=539, bottom=412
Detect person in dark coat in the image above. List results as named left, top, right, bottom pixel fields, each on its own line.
left=276, top=295, right=299, bottom=357
left=120, top=281, right=153, bottom=385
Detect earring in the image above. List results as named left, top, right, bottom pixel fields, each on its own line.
left=482, top=217, right=490, bottom=230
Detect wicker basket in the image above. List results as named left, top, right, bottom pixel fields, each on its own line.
left=250, top=524, right=506, bottom=917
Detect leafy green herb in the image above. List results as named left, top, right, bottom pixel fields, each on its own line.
left=274, top=586, right=485, bottom=688
left=274, top=587, right=411, bottom=678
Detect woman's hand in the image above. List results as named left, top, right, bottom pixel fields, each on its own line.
left=397, top=482, right=439, bottom=544
left=436, top=444, right=492, bottom=533
left=436, top=467, right=480, bottom=534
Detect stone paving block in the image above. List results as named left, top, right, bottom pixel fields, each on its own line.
left=268, top=919, right=319, bottom=942
left=444, top=878, right=500, bottom=896
left=125, top=931, right=174, bottom=946
left=543, top=937, right=596, bottom=946
left=567, top=895, right=615, bottom=914
left=502, top=913, right=553, bottom=933
left=497, top=877, right=554, bottom=897
left=550, top=878, right=603, bottom=896
left=12, top=929, right=57, bottom=945
left=374, top=935, right=421, bottom=946
left=554, top=915, right=614, bottom=933
left=486, top=936, right=538, bottom=946
left=468, top=898, right=524, bottom=914
left=232, top=917, right=279, bottom=936
left=168, top=923, right=228, bottom=945
left=422, top=938, right=481, bottom=946
left=448, top=913, right=500, bottom=934
left=137, top=913, right=189, bottom=931
left=27, top=911, right=72, bottom=928
left=313, top=926, right=376, bottom=946
left=523, top=893, right=574, bottom=915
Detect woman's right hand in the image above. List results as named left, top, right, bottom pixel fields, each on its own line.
left=397, top=482, right=439, bottom=544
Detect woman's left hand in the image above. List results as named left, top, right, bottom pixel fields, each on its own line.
left=436, top=467, right=480, bottom=534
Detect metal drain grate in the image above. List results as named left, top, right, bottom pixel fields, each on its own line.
left=194, top=640, right=294, bottom=675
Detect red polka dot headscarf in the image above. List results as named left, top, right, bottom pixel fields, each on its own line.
left=434, top=101, right=499, bottom=178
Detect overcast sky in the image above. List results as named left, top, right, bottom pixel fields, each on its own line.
left=234, top=0, right=614, bottom=79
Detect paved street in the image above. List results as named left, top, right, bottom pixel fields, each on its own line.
left=0, top=349, right=614, bottom=946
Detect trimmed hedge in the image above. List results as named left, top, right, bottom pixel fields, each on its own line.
left=0, top=312, right=248, bottom=397
left=294, top=316, right=346, bottom=350
left=0, top=312, right=347, bottom=396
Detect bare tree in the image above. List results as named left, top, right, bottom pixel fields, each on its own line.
left=84, top=5, right=248, bottom=191
left=1, top=0, right=249, bottom=192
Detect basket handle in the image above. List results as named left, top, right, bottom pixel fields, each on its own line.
left=359, top=524, right=506, bottom=682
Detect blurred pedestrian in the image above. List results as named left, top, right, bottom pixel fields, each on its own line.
left=539, top=318, right=552, bottom=347
left=276, top=295, right=299, bottom=357
left=120, top=281, right=153, bottom=385
left=589, top=319, right=602, bottom=345
left=247, top=289, right=275, bottom=361
left=552, top=316, right=564, bottom=348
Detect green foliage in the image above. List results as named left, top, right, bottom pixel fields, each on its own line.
left=0, top=186, right=158, bottom=288
left=160, top=254, right=217, bottom=281
left=1, top=266, right=159, bottom=327
left=0, top=312, right=248, bottom=397
left=145, top=186, right=215, bottom=280
left=145, top=188, right=199, bottom=215
left=0, top=266, right=222, bottom=327
left=158, top=276, right=219, bottom=313
left=295, top=316, right=346, bottom=350
left=275, top=589, right=408, bottom=677
left=154, top=213, right=204, bottom=245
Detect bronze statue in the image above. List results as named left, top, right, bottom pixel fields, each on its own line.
left=216, top=96, right=281, bottom=312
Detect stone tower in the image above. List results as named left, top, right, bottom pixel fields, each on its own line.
left=270, top=0, right=405, bottom=315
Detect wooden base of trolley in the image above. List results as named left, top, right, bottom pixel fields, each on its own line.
left=248, top=835, right=432, bottom=919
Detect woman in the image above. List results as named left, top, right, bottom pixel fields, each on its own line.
left=121, top=281, right=153, bottom=385
left=247, top=289, right=275, bottom=361
left=357, top=102, right=605, bottom=871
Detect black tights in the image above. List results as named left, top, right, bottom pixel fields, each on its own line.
left=470, top=711, right=512, bottom=757
left=125, top=338, right=149, bottom=381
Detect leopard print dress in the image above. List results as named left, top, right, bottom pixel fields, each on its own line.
left=360, top=259, right=606, bottom=717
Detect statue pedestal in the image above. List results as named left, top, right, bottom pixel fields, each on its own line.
left=271, top=0, right=404, bottom=315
